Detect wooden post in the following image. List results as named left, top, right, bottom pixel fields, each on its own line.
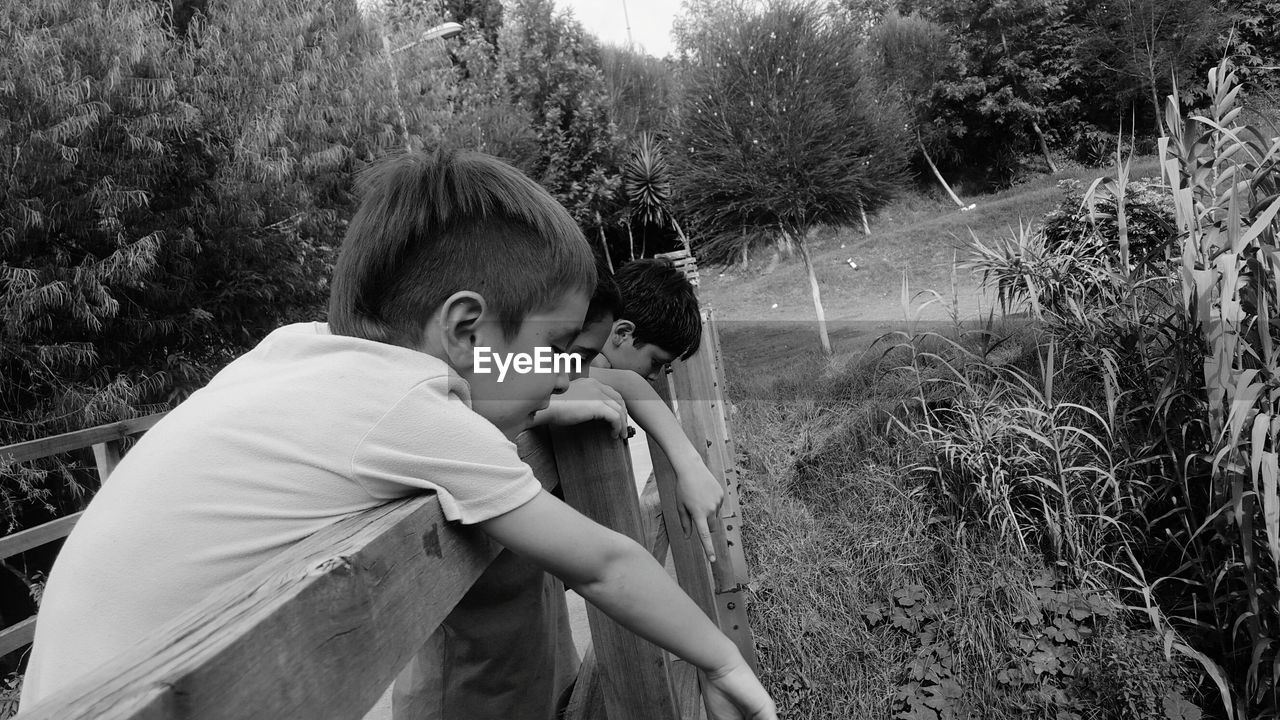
left=649, top=378, right=722, bottom=720
left=91, top=439, right=122, bottom=481
left=666, top=310, right=758, bottom=673
left=550, top=421, right=681, bottom=720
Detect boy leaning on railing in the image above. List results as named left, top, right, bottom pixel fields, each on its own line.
left=17, top=149, right=776, bottom=720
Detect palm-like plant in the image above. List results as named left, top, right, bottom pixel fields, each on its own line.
left=622, top=132, right=690, bottom=254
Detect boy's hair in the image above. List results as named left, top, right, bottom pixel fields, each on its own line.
left=614, top=258, right=702, bottom=360
left=585, top=255, right=624, bottom=326
left=328, top=149, right=595, bottom=346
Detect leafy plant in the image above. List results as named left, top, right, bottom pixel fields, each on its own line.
left=621, top=132, right=688, bottom=256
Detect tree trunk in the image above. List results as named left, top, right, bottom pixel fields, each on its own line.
left=788, top=227, right=832, bottom=355
left=739, top=235, right=749, bottom=270
left=596, top=215, right=613, bottom=272
left=1031, top=121, right=1059, bottom=173
left=857, top=198, right=871, bottom=235
left=918, top=135, right=967, bottom=209
left=626, top=220, right=636, bottom=261
left=669, top=216, right=691, bottom=254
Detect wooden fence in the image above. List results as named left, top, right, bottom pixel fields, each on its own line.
left=1, top=310, right=755, bottom=720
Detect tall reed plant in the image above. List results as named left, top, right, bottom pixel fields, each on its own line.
left=907, top=58, right=1280, bottom=717
left=1146, top=58, right=1280, bottom=718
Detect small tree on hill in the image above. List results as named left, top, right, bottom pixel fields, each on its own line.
left=672, top=0, right=908, bottom=353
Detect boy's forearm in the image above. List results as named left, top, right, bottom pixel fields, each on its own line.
left=592, top=368, right=704, bottom=471
left=572, top=537, right=742, bottom=674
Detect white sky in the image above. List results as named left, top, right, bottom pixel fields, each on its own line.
left=556, top=0, right=682, bottom=58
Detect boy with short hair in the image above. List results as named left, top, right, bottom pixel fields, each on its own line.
left=20, top=150, right=774, bottom=720
left=395, top=258, right=722, bottom=720
left=567, top=258, right=725, bottom=557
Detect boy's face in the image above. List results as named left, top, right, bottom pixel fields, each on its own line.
left=563, top=314, right=614, bottom=379
left=461, top=290, right=590, bottom=439
left=598, top=320, right=678, bottom=380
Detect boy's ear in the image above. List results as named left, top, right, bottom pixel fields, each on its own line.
left=610, top=319, right=635, bottom=346
left=436, top=291, right=486, bottom=370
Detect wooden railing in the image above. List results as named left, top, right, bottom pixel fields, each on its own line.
left=3, top=310, right=756, bottom=720
left=0, top=413, right=168, bottom=659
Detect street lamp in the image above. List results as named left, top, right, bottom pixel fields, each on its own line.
left=381, top=21, right=463, bottom=150
left=391, top=21, right=463, bottom=55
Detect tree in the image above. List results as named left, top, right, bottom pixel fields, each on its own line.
left=672, top=0, right=909, bottom=353
left=1079, top=0, right=1232, bottom=133
left=888, top=0, right=1086, bottom=180
left=0, top=0, right=400, bottom=531
left=863, top=11, right=968, bottom=202
left=496, top=0, right=621, bottom=230
left=598, top=44, right=677, bottom=140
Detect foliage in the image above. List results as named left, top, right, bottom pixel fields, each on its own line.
left=598, top=43, right=677, bottom=139
left=894, top=335, right=1144, bottom=574
left=1076, top=0, right=1232, bottom=132
left=670, top=0, right=908, bottom=250
left=1146, top=60, right=1280, bottom=718
left=861, top=11, right=959, bottom=161
left=913, top=61, right=1280, bottom=717
left=671, top=0, right=908, bottom=351
left=728, top=349, right=1201, bottom=719
left=496, top=0, right=621, bottom=228
left=0, top=0, right=416, bottom=531
left=888, top=0, right=1084, bottom=178
left=864, top=575, right=1199, bottom=720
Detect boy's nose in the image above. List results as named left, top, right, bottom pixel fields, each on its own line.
left=552, top=371, right=572, bottom=395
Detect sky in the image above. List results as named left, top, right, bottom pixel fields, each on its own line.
left=556, top=0, right=683, bottom=58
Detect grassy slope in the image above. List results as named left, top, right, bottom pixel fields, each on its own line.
left=713, top=159, right=1196, bottom=718
left=702, top=159, right=1161, bottom=380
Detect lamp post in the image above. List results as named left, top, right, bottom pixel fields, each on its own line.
left=381, top=21, right=464, bottom=150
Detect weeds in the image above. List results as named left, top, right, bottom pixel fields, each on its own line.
left=892, top=58, right=1280, bottom=718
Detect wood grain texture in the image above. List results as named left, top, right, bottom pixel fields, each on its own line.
left=0, top=512, right=82, bottom=561
left=15, top=494, right=498, bottom=720
left=91, top=439, right=122, bottom=481
left=0, top=616, right=35, bottom=658
left=0, top=413, right=166, bottom=464
left=667, top=310, right=759, bottom=673
left=550, top=421, right=681, bottom=720
left=563, top=646, right=607, bottom=720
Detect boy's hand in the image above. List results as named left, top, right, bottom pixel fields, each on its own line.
left=538, top=378, right=628, bottom=439
left=675, top=462, right=725, bottom=562
left=701, top=658, right=778, bottom=720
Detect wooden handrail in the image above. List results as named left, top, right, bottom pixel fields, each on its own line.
left=15, top=494, right=499, bottom=720
left=0, top=413, right=167, bottom=464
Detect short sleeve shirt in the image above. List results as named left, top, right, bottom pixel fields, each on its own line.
left=21, top=323, right=542, bottom=706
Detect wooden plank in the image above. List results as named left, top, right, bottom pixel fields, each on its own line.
left=647, top=378, right=718, bottom=621
left=0, top=616, right=35, bottom=658
left=517, top=426, right=561, bottom=492
left=0, top=513, right=83, bottom=561
left=667, top=311, right=759, bottom=674
left=563, top=646, right=607, bottom=720
left=92, top=440, right=122, bottom=481
left=646, top=398, right=717, bottom=720
left=550, top=421, right=681, bottom=720
left=0, top=413, right=166, bottom=464
left=16, top=493, right=499, bottom=720
left=670, top=659, right=707, bottom=720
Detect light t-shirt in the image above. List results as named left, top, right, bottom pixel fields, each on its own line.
left=21, top=323, right=542, bottom=707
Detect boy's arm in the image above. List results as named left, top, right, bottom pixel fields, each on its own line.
left=527, top=377, right=628, bottom=439
left=591, top=366, right=724, bottom=560
left=479, top=490, right=776, bottom=720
